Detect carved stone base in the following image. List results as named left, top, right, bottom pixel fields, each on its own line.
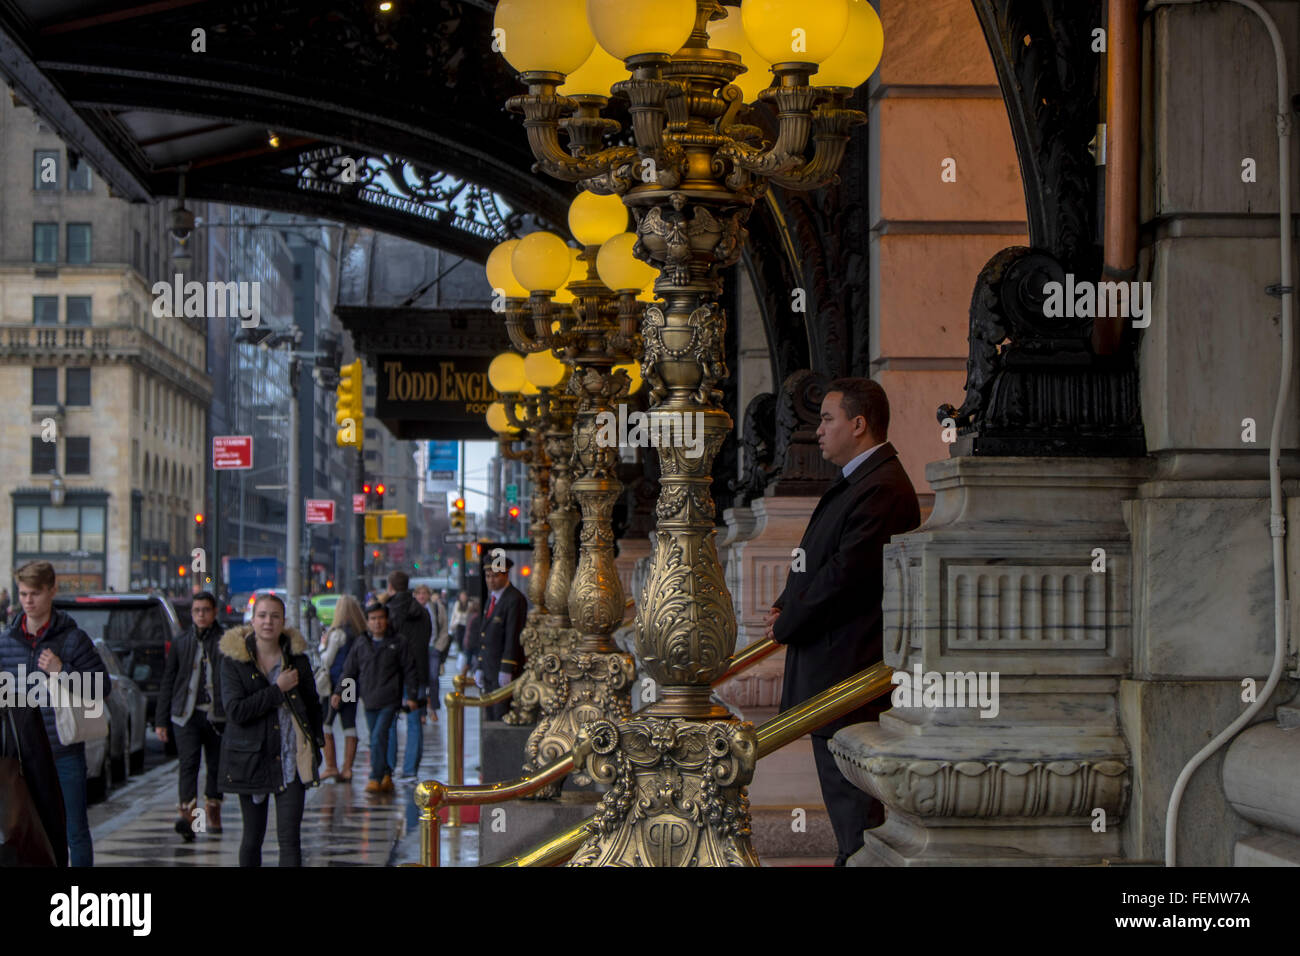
left=833, top=455, right=1151, bottom=865
left=503, top=619, right=579, bottom=727
left=567, top=716, right=760, bottom=867
left=523, top=648, right=635, bottom=797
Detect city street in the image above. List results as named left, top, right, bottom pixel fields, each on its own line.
left=87, top=674, right=480, bottom=867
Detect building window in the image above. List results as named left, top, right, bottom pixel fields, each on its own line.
left=65, top=437, right=91, bottom=475
left=33, top=296, right=58, bottom=325
left=33, top=223, right=58, bottom=263
left=65, top=297, right=91, bottom=326
left=39, top=506, right=79, bottom=553
left=67, top=155, right=91, bottom=191
left=34, top=150, right=59, bottom=190
left=15, top=507, right=39, bottom=552
left=66, top=368, right=91, bottom=406
left=32, top=368, right=58, bottom=406
left=31, top=437, right=56, bottom=474
left=67, top=224, right=91, bottom=264
left=80, top=506, right=105, bottom=551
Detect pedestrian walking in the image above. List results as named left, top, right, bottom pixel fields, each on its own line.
left=155, top=590, right=226, bottom=841
left=332, top=602, right=417, bottom=794
left=317, top=595, right=364, bottom=781
left=414, top=585, right=449, bottom=722
left=0, top=561, right=108, bottom=867
left=449, top=591, right=468, bottom=657
left=219, top=593, right=324, bottom=867
left=382, top=572, right=431, bottom=779
left=0, top=698, right=67, bottom=866
left=460, top=597, right=482, bottom=677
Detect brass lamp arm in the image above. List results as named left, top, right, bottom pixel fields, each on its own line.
left=766, top=102, right=867, bottom=191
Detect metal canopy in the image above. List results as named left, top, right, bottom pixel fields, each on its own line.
left=0, top=0, right=573, bottom=257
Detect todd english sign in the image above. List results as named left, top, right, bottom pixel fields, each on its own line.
left=375, top=355, right=501, bottom=439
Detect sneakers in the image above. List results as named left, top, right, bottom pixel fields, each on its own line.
left=380, top=773, right=394, bottom=793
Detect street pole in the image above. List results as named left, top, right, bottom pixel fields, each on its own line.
left=286, top=355, right=301, bottom=633
left=458, top=440, right=467, bottom=595
left=355, top=447, right=365, bottom=603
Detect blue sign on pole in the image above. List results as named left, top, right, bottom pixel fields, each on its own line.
left=427, top=441, right=458, bottom=479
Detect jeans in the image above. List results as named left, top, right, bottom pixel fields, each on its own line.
left=175, top=710, right=222, bottom=805
left=237, top=778, right=306, bottom=867
left=366, top=705, right=398, bottom=781
left=54, top=752, right=92, bottom=867
left=401, top=707, right=423, bottom=775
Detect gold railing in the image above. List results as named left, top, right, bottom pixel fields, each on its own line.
left=417, top=658, right=893, bottom=867
left=417, top=635, right=783, bottom=863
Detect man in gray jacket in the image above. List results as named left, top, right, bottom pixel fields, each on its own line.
left=155, top=591, right=225, bottom=840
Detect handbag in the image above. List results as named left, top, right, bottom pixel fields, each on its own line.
left=51, top=634, right=109, bottom=747
left=0, top=709, right=58, bottom=867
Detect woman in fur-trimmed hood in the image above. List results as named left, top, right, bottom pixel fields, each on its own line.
left=219, top=593, right=324, bottom=867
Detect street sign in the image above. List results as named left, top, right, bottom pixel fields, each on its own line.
left=212, top=435, right=253, bottom=470
left=443, top=532, right=477, bottom=544
left=505, top=483, right=518, bottom=503
left=353, top=493, right=367, bottom=514
left=305, top=499, right=335, bottom=524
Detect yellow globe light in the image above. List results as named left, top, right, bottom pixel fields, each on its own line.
left=494, top=0, right=596, bottom=75
left=741, top=0, right=850, bottom=65
left=512, top=231, right=573, bottom=293
left=487, top=401, right=521, bottom=435
left=488, top=352, right=527, bottom=394
left=707, top=5, right=773, bottom=103
left=568, top=190, right=628, bottom=247
left=614, top=362, right=644, bottom=395
left=553, top=247, right=584, bottom=305
left=816, top=0, right=883, bottom=88
left=524, top=348, right=568, bottom=389
left=557, top=44, right=628, bottom=97
left=586, top=0, right=697, bottom=59
left=486, top=239, right=529, bottom=298
left=597, top=232, right=657, bottom=292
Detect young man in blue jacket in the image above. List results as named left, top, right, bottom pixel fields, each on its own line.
left=0, top=561, right=108, bottom=866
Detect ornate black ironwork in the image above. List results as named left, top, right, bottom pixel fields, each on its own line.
left=768, top=369, right=839, bottom=496
left=937, top=1, right=1145, bottom=457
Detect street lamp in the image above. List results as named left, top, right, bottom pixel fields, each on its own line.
left=491, top=0, right=883, bottom=867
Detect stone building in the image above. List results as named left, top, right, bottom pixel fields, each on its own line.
left=0, top=94, right=210, bottom=593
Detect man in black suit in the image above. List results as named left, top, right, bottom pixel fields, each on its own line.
left=478, top=556, right=527, bottom=721
left=764, top=377, right=921, bottom=866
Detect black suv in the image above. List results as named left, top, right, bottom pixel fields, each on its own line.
left=53, top=594, right=181, bottom=716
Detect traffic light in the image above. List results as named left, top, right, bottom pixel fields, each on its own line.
left=508, top=505, right=521, bottom=521
left=335, top=358, right=364, bottom=448
left=194, top=512, right=204, bottom=526
left=451, top=496, right=466, bottom=533
left=376, top=482, right=386, bottom=509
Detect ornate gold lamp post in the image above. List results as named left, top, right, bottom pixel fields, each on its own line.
left=484, top=350, right=582, bottom=727
left=485, top=194, right=657, bottom=791
left=492, top=0, right=883, bottom=865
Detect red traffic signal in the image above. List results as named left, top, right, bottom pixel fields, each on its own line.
left=362, top=483, right=372, bottom=495
left=376, top=483, right=386, bottom=496
left=453, top=497, right=465, bottom=511
left=508, top=506, right=520, bottom=519
left=194, top=513, right=204, bottom=525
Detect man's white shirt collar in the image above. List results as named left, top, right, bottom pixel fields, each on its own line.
left=842, top=441, right=885, bottom=479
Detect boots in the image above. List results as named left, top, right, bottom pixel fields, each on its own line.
left=205, top=799, right=223, bottom=834
left=338, top=736, right=358, bottom=782
left=321, top=735, right=339, bottom=780
left=175, top=801, right=195, bottom=842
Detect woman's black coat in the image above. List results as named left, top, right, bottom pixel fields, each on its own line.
left=218, top=626, right=324, bottom=796
left=1, top=703, right=67, bottom=866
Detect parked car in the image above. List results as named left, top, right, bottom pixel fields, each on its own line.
left=310, top=593, right=340, bottom=627
left=85, top=639, right=148, bottom=803
left=54, top=594, right=180, bottom=717
left=218, top=593, right=251, bottom=629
